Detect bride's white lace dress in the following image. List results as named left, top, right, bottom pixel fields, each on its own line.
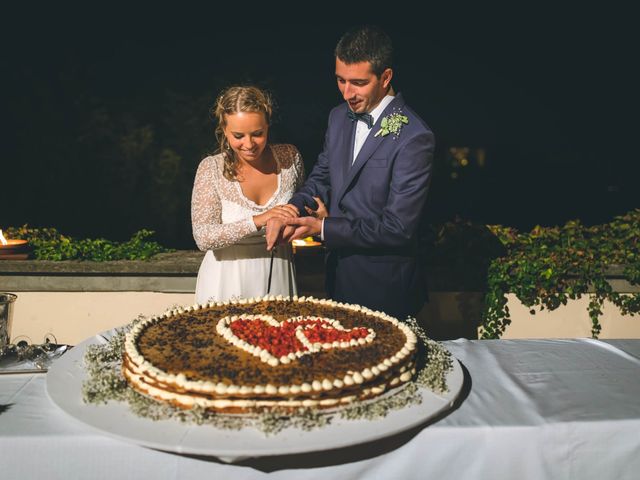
left=191, top=144, right=305, bottom=304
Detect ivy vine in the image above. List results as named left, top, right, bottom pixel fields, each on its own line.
left=5, top=208, right=640, bottom=338
left=4, top=226, right=173, bottom=261
left=479, top=209, right=640, bottom=339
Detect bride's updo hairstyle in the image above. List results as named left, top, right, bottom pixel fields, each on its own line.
left=213, top=86, right=273, bottom=181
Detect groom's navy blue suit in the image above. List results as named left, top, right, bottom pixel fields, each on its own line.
left=289, top=93, right=434, bottom=319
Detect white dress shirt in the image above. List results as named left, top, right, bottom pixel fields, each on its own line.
left=321, top=94, right=396, bottom=239
left=352, top=94, right=395, bottom=163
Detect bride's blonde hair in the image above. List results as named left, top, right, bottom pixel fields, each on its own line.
left=213, top=86, right=273, bottom=181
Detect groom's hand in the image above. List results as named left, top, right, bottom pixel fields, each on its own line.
left=284, top=217, right=322, bottom=240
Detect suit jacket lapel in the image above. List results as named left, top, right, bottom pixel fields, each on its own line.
left=345, top=116, right=357, bottom=181
left=336, top=94, right=406, bottom=203
left=333, top=112, right=357, bottom=197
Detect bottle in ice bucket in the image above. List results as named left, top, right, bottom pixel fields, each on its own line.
left=0, top=293, right=17, bottom=351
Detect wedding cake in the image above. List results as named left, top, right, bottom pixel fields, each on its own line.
left=122, top=296, right=418, bottom=413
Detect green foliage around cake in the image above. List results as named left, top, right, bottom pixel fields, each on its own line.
left=462, top=209, right=640, bottom=339
left=4, top=225, right=173, bottom=261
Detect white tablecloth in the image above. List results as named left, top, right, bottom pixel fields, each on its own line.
left=1, top=338, right=639, bottom=479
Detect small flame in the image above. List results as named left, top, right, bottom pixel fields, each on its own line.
left=292, top=236, right=320, bottom=247
left=0, top=229, right=8, bottom=246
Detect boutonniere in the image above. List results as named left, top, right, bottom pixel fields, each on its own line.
left=374, top=110, right=409, bottom=138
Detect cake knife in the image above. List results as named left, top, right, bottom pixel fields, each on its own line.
left=267, top=249, right=274, bottom=294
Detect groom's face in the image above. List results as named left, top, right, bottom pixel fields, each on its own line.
left=336, top=58, right=392, bottom=114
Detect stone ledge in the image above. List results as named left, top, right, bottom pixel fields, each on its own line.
left=0, top=250, right=326, bottom=293
left=1, top=250, right=638, bottom=293
left=0, top=251, right=204, bottom=274
left=0, top=275, right=198, bottom=293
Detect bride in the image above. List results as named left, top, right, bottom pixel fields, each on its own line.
left=191, top=85, right=324, bottom=304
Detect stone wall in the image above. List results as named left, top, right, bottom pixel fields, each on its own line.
left=1, top=249, right=638, bottom=344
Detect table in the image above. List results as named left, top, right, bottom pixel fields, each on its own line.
left=1, top=338, right=639, bottom=479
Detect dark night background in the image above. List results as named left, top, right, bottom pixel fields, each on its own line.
left=2, top=6, right=638, bottom=249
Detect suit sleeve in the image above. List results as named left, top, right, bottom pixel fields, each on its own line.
left=288, top=120, right=332, bottom=215
left=323, top=130, right=434, bottom=249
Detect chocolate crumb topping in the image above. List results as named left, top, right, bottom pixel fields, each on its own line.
left=124, top=298, right=418, bottom=412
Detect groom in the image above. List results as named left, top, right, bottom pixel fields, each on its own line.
left=267, top=25, right=434, bottom=320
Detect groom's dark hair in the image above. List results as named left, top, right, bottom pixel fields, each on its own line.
left=335, top=25, right=394, bottom=77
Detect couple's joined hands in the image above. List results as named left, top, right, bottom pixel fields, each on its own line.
left=265, top=197, right=327, bottom=251
left=253, top=204, right=299, bottom=229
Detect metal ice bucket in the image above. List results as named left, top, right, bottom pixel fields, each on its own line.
left=0, top=293, right=17, bottom=349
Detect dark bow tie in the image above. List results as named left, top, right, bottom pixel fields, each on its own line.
left=347, top=109, right=374, bottom=129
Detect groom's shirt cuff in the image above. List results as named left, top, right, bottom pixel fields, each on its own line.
left=321, top=218, right=326, bottom=241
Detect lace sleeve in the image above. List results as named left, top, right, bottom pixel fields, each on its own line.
left=191, top=157, right=257, bottom=251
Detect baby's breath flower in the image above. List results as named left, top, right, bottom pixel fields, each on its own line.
left=375, top=110, right=409, bottom=138
left=81, top=313, right=453, bottom=435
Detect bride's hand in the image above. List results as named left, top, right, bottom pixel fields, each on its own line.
left=305, top=197, right=329, bottom=219
left=265, top=217, right=297, bottom=251
left=253, top=204, right=299, bottom=229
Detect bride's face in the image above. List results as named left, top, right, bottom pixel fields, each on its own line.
left=223, top=111, right=269, bottom=164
